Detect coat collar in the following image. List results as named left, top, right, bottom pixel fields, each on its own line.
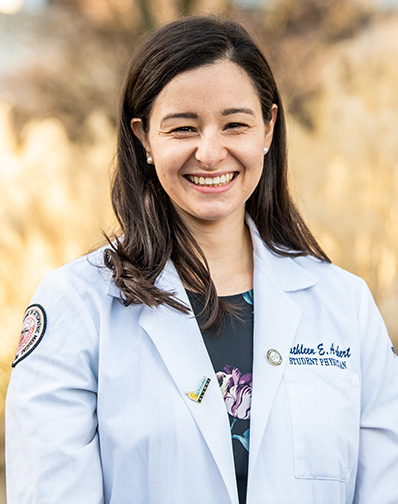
left=247, top=215, right=318, bottom=293
left=105, top=220, right=319, bottom=503
left=105, top=218, right=318, bottom=299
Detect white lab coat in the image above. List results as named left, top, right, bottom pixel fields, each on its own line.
left=6, top=220, right=398, bottom=503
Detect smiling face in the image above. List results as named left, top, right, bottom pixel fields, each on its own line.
left=132, top=60, right=277, bottom=229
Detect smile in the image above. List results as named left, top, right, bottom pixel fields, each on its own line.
left=186, top=172, right=237, bottom=187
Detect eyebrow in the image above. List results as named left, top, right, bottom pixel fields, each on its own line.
left=161, top=112, right=199, bottom=123
left=160, top=108, right=255, bottom=124
left=222, top=108, right=255, bottom=116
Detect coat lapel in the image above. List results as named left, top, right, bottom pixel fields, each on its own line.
left=247, top=220, right=318, bottom=473
left=136, top=262, right=239, bottom=504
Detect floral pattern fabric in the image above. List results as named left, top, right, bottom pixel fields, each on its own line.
left=218, top=366, right=252, bottom=420
left=186, top=287, right=253, bottom=503
left=217, top=365, right=252, bottom=450
left=216, top=289, right=253, bottom=452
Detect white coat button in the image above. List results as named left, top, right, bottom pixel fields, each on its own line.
left=267, top=349, right=283, bottom=366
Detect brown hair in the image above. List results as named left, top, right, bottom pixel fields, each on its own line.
left=104, top=16, right=330, bottom=333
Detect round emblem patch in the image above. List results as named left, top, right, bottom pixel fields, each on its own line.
left=12, top=304, right=47, bottom=367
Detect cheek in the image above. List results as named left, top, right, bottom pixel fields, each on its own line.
left=241, top=155, right=264, bottom=191
left=155, top=163, right=178, bottom=183
left=153, top=149, right=184, bottom=178
left=154, top=164, right=181, bottom=200
left=245, top=152, right=265, bottom=175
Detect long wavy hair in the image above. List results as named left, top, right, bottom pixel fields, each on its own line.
left=104, top=16, right=330, bottom=333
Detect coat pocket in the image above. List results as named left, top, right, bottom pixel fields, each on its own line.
left=285, top=369, right=360, bottom=482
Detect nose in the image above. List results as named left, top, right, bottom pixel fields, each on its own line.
left=194, top=130, right=227, bottom=169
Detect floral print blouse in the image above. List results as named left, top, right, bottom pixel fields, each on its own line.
left=187, top=290, right=254, bottom=504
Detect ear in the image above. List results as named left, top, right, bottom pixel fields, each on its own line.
left=131, top=118, right=149, bottom=150
left=264, top=104, right=278, bottom=147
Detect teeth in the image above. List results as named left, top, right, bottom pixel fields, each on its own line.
left=187, top=173, right=235, bottom=187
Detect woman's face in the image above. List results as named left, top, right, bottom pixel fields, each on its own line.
left=132, top=60, right=277, bottom=228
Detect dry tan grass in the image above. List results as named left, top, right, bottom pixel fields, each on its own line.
left=286, top=15, right=398, bottom=344
left=0, top=104, right=115, bottom=416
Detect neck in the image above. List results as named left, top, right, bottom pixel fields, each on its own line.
left=181, top=211, right=254, bottom=296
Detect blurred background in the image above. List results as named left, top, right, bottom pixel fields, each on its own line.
left=1, top=0, right=397, bottom=500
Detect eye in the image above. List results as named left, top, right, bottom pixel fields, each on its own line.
left=225, top=122, right=248, bottom=130
left=171, top=126, right=195, bottom=133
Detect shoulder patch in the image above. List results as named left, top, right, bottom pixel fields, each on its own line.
left=12, top=304, right=47, bottom=367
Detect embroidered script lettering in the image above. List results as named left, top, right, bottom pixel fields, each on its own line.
left=289, top=342, right=351, bottom=370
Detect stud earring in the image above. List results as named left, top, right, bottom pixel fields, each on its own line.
left=146, top=155, right=153, bottom=165
left=264, top=147, right=269, bottom=155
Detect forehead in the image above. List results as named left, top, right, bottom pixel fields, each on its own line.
left=150, top=60, right=262, bottom=118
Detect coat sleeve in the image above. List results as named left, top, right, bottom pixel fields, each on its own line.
left=5, top=270, right=104, bottom=504
left=354, top=280, right=398, bottom=503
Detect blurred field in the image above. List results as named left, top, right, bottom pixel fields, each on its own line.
left=1, top=1, right=397, bottom=501
left=286, top=13, right=398, bottom=337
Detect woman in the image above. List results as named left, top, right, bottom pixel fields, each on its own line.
left=6, top=16, right=398, bottom=504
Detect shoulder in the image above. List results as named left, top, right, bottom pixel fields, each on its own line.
left=29, top=247, right=115, bottom=340
left=291, top=254, right=372, bottom=312
left=293, top=254, right=366, bottom=292
left=286, top=256, right=396, bottom=371
left=45, top=245, right=109, bottom=286
left=37, top=246, right=114, bottom=304
left=249, top=216, right=366, bottom=299
left=31, top=245, right=122, bottom=340
left=11, top=247, right=116, bottom=369
left=289, top=255, right=387, bottom=338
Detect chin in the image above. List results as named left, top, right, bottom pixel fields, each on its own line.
left=189, top=210, right=241, bottom=224
left=174, top=201, right=244, bottom=225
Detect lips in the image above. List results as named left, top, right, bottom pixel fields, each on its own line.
left=186, top=172, right=237, bottom=187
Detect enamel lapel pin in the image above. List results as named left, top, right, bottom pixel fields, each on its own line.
left=187, top=376, right=211, bottom=403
